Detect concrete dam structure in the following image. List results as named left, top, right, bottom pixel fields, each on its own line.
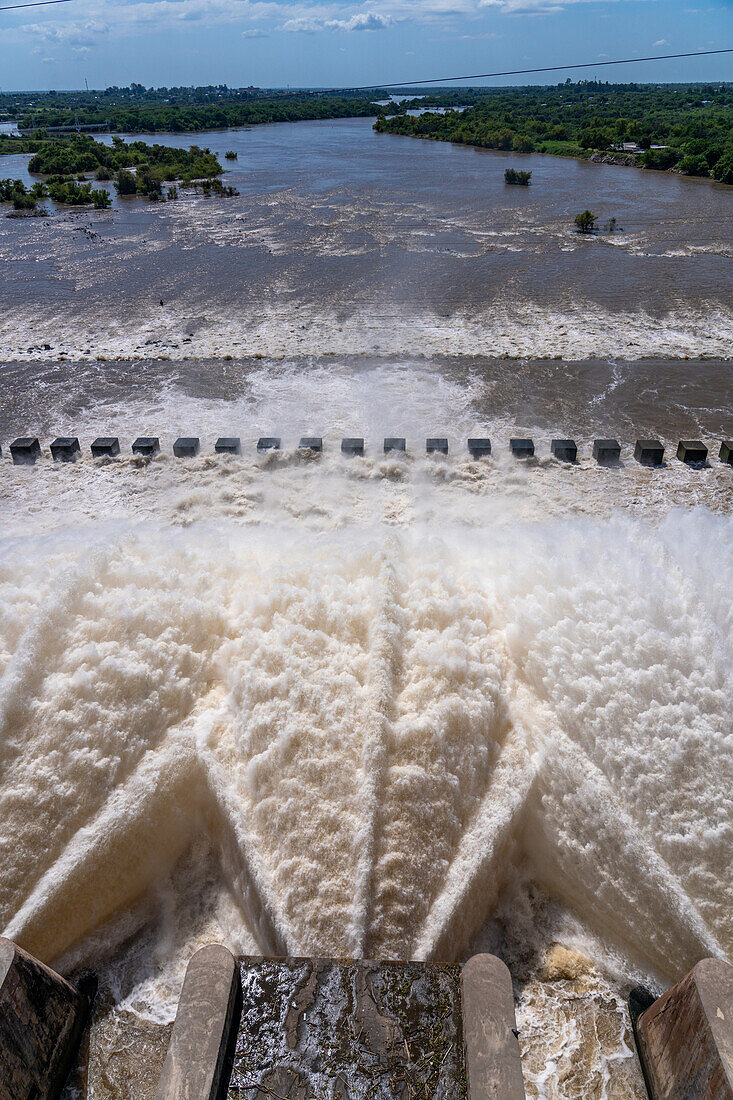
left=1, top=936, right=732, bottom=1098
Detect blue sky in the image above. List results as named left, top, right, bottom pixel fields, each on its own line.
left=1, top=0, right=732, bottom=91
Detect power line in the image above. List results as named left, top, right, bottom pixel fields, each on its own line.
left=0, top=0, right=71, bottom=9
left=329, top=48, right=733, bottom=94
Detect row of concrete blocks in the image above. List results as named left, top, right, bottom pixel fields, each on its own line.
left=1, top=935, right=732, bottom=1099
left=5, top=434, right=733, bottom=465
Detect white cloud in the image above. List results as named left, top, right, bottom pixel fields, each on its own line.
left=283, top=8, right=391, bottom=29
left=654, top=37, right=670, bottom=45
left=241, top=25, right=268, bottom=33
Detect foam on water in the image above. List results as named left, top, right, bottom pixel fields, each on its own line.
left=1, top=361, right=732, bottom=1098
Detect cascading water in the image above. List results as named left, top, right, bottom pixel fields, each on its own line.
left=1, top=358, right=731, bottom=1099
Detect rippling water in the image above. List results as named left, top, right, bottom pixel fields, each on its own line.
left=1, top=117, right=732, bottom=1099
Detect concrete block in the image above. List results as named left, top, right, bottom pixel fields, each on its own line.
left=510, top=438, right=534, bottom=458
left=50, top=437, right=80, bottom=463
left=90, top=437, right=120, bottom=458
left=156, top=944, right=240, bottom=1100
left=634, top=957, right=733, bottom=1099
left=677, top=440, right=708, bottom=465
left=551, top=439, right=577, bottom=463
left=299, top=437, right=322, bottom=452
left=720, top=441, right=733, bottom=465
left=132, top=437, right=160, bottom=457
left=468, top=438, right=492, bottom=458
left=384, top=437, right=406, bottom=453
left=173, top=437, right=200, bottom=458
left=215, top=437, right=242, bottom=455
left=593, top=439, right=621, bottom=465
left=341, top=437, right=364, bottom=456
left=427, top=438, right=448, bottom=454
left=10, top=438, right=41, bottom=466
left=0, top=936, right=90, bottom=1100
left=462, top=954, right=525, bottom=1100
left=257, top=437, right=281, bottom=451
left=635, top=439, right=664, bottom=466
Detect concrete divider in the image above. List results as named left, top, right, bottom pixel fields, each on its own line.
left=461, top=954, right=525, bottom=1100
left=10, top=437, right=41, bottom=465
left=510, top=438, right=534, bottom=457
left=551, top=439, right=577, bottom=463
left=342, top=437, right=364, bottom=456
left=257, top=437, right=280, bottom=451
left=468, top=438, right=492, bottom=458
left=677, top=440, right=708, bottom=465
left=384, top=437, right=406, bottom=453
left=427, top=437, right=448, bottom=454
left=51, top=437, right=80, bottom=463
left=299, top=436, right=322, bottom=452
left=132, top=437, right=160, bottom=457
left=91, top=437, right=120, bottom=457
left=215, top=437, right=241, bottom=455
left=156, top=944, right=241, bottom=1100
left=635, top=439, right=664, bottom=466
left=593, top=439, right=621, bottom=465
left=721, top=442, right=733, bottom=465
left=0, top=937, right=91, bottom=1099
left=632, top=957, right=733, bottom=1099
left=173, top=437, right=200, bottom=458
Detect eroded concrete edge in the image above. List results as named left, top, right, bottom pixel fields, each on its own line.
left=461, top=953, right=525, bottom=1100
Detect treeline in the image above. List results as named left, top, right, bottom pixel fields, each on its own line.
left=3, top=89, right=381, bottom=135
left=0, top=177, right=110, bottom=209
left=27, top=134, right=223, bottom=191
left=374, top=81, right=733, bottom=183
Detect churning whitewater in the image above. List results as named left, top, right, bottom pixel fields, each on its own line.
left=0, top=357, right=732, bottom=1097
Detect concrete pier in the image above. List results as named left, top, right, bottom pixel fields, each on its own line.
left=677, top=440, right=708, bottom=465
left=173, top=437, right=200, bottom=458
left=721, top=441, right=733, bottom=465
left=427, top=438, right=449, bottom=454
left=551, top=439, right=577, bottom=463
left=257, top=437, right=281, bottom=451
left=91, top=437, right=120, bottom=458
left=510, top=438, right=535, bottom=457
left=132, top=437, right=160, bottom=457
left=299, top=437, right=323, bottom=452
left=341, top=437, right=364, bottom=456
left=633, top=958, right=733, bottom=1099
left=468, top=438, right=492, bottom=458
left=462, top=955, right=525, bottom=1100
left=50, top=437, right=80, bottom=462
left=635, top=439, right=664, bottom=466
left=215, top=437, right=242, bottom=455
left=156, top=945, right=240, bottom=1100
left=593, top=439, right=621, bottom=465
left=384, top=437, right=406, bottom=453
left=0, top=937, right=91, bottom=1099
left=10, top=437, right=41, bottom=465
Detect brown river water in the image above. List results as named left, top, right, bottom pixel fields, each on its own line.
left=0, top=116, right=732, bottom=1099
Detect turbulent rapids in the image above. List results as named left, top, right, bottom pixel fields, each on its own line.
left=0, top=358, right=732, bottom=1097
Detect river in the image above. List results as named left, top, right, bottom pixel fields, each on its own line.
left=0, top=115, right=732, bottom=1099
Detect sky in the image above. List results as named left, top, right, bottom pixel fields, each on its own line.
left=1, top=0, right=732, bottom=91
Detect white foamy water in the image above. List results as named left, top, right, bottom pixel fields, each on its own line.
left=1, top=359, right=732, bottom=1098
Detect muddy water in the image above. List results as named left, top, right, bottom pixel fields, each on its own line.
left=1, top=115, right=732, bottom=1100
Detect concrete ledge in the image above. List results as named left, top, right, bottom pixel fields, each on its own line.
left=156, top=944, right=241, bottom=1100
left=0, top=937, right=90, bottom=1100
left=510, top=438, right=534, bottom=458
left=299, top=436, right=322, bottom=452
left=384, top=437, right=406, bottom=453
left=173, top=437, right=200, bottom=458
left=132, top=437, right=160, bottom=457
left=91, top=437, right=120, bottom=458
left=634, top=957, right=733, bottom=1099
left=461, top=954, right=525, bottom=1100
left=10, top=437, right=41, bottom=465
left=341, top=437, right=364, bottom=456
left=257, top=437, right=280, bottom=451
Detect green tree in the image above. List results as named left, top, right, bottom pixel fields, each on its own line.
left=575, top=210, right=598, bottom=234
left=115, top=169, right=136, bottom=195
